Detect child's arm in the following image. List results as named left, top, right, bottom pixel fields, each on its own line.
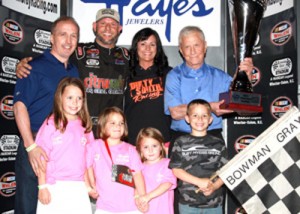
left=139, top=182, right=173, bottom=204
left=203, top=178, right=224, bottom=196
left=86, top=167, right=98, bottom=199
left=37, top=168, right=51, bottom=204
left=133, top=171, right=149, bottom=213
left=172, top=168, right=212, bottom=191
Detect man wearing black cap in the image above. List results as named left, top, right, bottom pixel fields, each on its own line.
left=16, top=8, right=129, bottom=134
left=74, top=8, right=129, bottom=133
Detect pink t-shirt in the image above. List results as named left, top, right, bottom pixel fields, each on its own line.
left=142, top=158, right=177, bottom=214
left=86, top=140, right=144, bottom=212
left=35, top=116, right=94, bottom=184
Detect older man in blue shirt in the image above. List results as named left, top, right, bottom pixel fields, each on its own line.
left=164, top=26, right=253, bottom=151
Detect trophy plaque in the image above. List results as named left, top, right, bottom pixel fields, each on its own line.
left=220, top=0, right=267, bottom=113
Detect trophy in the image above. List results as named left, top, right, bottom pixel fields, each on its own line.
left=219, top=0, right=267, bottom=113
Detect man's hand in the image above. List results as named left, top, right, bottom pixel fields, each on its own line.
left=210, top=100, right=234, bottom=116
left=239, top=57, right=254, bottom=81
left=28, top=146, right=48, bottom=176
left=16, top=57, right=33, bottom=79
left=169, top=104, right=187, bottom=120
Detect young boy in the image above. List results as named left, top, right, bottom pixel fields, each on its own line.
left=169, top=99, right=227, bottom=214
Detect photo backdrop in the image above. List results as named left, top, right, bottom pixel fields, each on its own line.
left=0, top=0, right=298, bottom=213
left=226, top=0, right=298, bottom=213
left=0, top=1, right=67, bottom=212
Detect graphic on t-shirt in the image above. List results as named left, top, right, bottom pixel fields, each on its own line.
left=129, top=77, right=163, bottom=102
left=182, top=145, right=220, bottom=156
left=84, top=73, right=124, bottom=95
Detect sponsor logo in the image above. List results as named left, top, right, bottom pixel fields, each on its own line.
left=2, top=56, right=19, bottom=75
left=0, top=56, right=18, bottom=84
left=251, top=67, right=261, bottom=87
left=0, top=172, right=16, bottom=197
left=270, top=21, right=292, bottom=46
left=2, top=0, right=60, bottom=22
left=115, top=59, right=125, bottom=65
left=271, top=58, right=292, bottom=76
left=34, top=29, right=51, bottom=47
left=269, top=58, right=294, bottom=86
left=86, top=49, right=99, bottom=58
left=32, top=29, right=51, bottom=53
left=86, top=59, right=99, bottom=66
left=84, top=73, right=124, bottom=95
left=0, top=135, right=19, bottom=152
left=2, top=19, right=23, bottom=44
left=264, top=0, right=293, bottom=18
left=75, top=1, right=219, bottom=46
left=234, top=135, right=256, bottom=153
left=129, top=77, right=163, bottom=102
left=0, top=95, right=14, bottom=120
left=270, top=96, right=293, bottom=119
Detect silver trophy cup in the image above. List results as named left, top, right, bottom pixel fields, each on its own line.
left=220, top=0, right=267, bottom=113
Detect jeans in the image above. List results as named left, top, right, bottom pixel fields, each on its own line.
left=14, top=139, right=38, bottom=214
left=178, top=204, right=222, bottom=214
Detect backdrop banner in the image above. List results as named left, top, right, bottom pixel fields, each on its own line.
left=0, top=1, right=66, bottom=212
left=226, top=0, right=298, bottom=213
left=0, top=0, right=298, bottom=213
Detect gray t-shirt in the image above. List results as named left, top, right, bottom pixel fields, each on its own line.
left=169, top=134, right=228, bottom=208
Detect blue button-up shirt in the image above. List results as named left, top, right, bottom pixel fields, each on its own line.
left=164, top=62, right=232, bottom=133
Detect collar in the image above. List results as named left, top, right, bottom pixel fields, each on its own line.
left=183, top=62, right=207, bottom=78
left=44, top=49, right=72, bottom=69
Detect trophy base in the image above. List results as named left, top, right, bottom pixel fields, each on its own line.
left=219, top=91, right=263, bottom=113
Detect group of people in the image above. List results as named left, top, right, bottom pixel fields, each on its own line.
left=13, top=7, right=254, bottom=214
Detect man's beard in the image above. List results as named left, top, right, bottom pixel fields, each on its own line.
left=96, top=33, right=119, bottom=46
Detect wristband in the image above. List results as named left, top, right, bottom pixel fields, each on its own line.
left=38, top=184, right=49, bottom=190
left=26, top=143, right=37, bottom=152
left=134, top=195, right=140, bottom=199
left=87, top=186, right=92, bottom=193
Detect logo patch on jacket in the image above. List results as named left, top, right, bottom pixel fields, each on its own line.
left=87, top=49, right=99, bottom=58
left=114, top=52, right=125, bottom=65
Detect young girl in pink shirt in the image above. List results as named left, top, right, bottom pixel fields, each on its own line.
left=136, top=127, right=177, bottom=214
left=35, top=77, right=93, bottom=214
left=87, top=107, right=148, bottom=214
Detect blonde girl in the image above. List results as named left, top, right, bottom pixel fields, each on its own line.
left=87, top=107, right=148, bottom=214
left=36, top=77, right=93, bottom=214
left=136, top=127, right=177, bottom=214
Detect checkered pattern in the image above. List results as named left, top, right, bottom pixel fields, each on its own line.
left=231, top=137, right=300, bottom=214
left=217, top=107, right=300, bottom=214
